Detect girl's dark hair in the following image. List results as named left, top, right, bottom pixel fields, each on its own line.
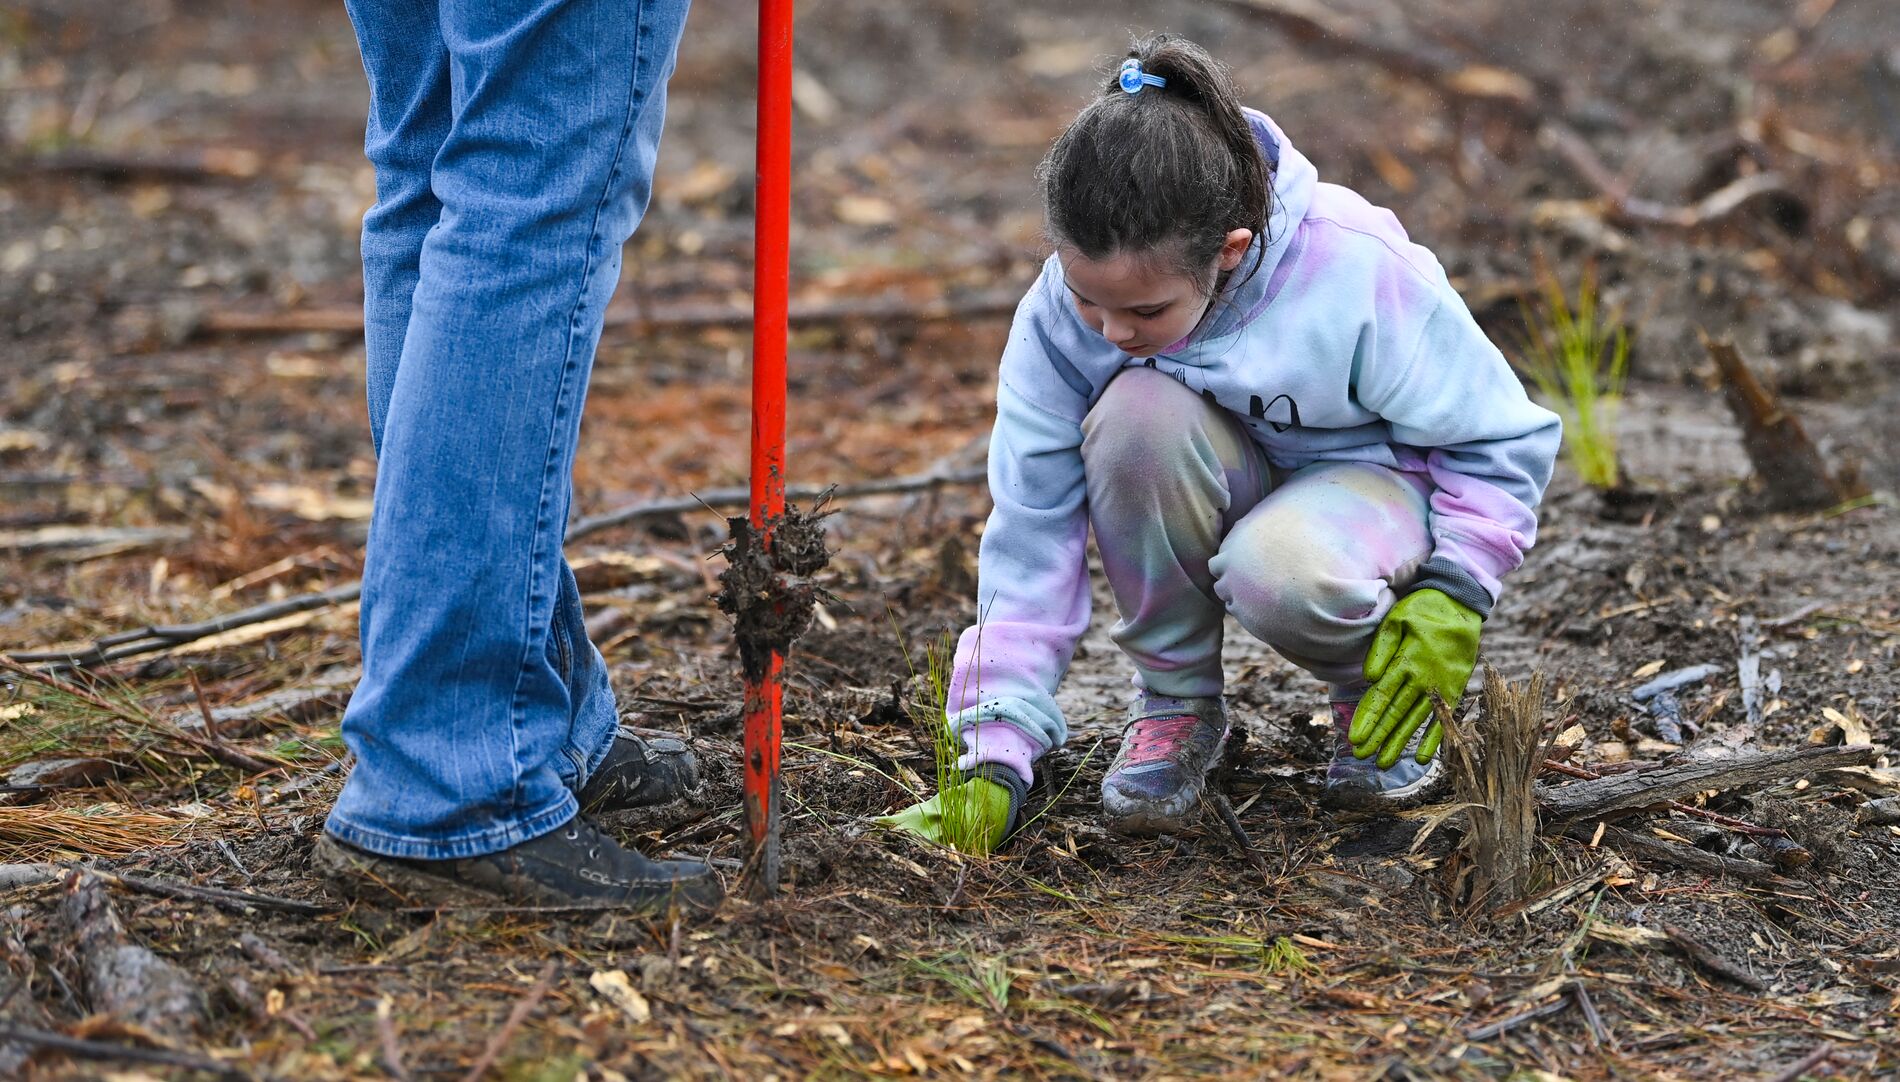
left=1039, top=35, right=1272, bottom=294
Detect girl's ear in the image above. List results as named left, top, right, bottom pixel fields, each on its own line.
left=1216, top=228, right=1254, bottom=272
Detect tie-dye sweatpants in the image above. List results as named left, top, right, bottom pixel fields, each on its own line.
left=1081, top=366, right=1435, bottom=699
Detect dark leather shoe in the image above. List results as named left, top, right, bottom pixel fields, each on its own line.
left=578, top=727, right=699, bottom=812
left=314, top=817, right=722, bottom=915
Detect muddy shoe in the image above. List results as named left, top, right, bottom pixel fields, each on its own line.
left=1100, top=695, right=1230, bottom=835
left=313, top=817, right=722, bottom=915
left=578, top=727, right=699, bottom=812
left=1322, top=699, right=1445, bottom=810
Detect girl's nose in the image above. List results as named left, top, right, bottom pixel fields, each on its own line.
left=1102, top=318, right=1137, bottom=344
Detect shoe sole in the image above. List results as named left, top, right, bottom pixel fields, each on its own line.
left=311, top=835, right=723, bottom=916
left=1320, top=760, right=1447, bottom=811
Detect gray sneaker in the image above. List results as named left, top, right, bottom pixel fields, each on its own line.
left=313, top=817, right=722, bottom=915
left=1101, top=695, right=1229, bottom=835
left=1322, top=699, right=1445, bottom=809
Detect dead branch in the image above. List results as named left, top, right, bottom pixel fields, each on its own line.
left=1594, top=826, right=1812, bottom=895
left=1204, top=790, right=1271, bottom=881
left=459, top=960, right=559, bottom=1082
left=193, top=288, right=1023, bottom=341
left=11, top=146, right=263, bottom=182
left=376, top=996, right=413, bottom=1082
left=1539, top=759, right=1790, bottom=838
left=5, top=584, right=363, bottom=670
left=0, top=524, right=190, bottom=554
left=1659, top=924, right=1766, bottom=990
left=1538, top=743, right=1878, bottom=823
left=1768, top=1044, right=1838, bottom=1082
left=7, top=467, right=983, bottom=671
left=63, top=871, right=207, bottom=1039
left=0, top=864, right=59, bottom=889
left=1702, top=335, right=1870, bottom=511
left=0, top=661, right=286, bottom=774
left=79, top=867, right=337, bottom=917
left=0, top=1025, right=248, bottom=1080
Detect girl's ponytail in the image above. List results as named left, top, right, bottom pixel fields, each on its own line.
left=1040, top=35, right=1274, bottom=292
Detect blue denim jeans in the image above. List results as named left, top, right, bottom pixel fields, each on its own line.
left=326, top=0, right=692, bottom=859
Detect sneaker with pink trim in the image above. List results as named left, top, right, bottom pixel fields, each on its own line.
left=1101, top=695, right=1229, bottom=835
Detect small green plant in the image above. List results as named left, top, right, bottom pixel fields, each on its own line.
left=909, top=949, right=1013, bottom=1014
left=910, top=630, right=994, bottom=854
left=1261, top=936, right=1318, bottom=975
left=1512, top=258, right=1631, bottom=489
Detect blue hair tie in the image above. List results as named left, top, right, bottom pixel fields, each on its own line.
left=1118, top=59, right=1166, bottom=94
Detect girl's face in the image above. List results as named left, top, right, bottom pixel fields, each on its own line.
left=1060, top=229, right=1253, bottom=358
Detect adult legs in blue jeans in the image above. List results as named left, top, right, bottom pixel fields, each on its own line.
left=322, top=0, right=711, bottom=907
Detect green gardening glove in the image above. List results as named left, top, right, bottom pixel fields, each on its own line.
left=875, top=768, right=1022, bottom=856
left=1349, top=588, right=1483, bottom=768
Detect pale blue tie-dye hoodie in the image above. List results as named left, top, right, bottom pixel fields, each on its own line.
left=945, top=109, right=1562, bottom=756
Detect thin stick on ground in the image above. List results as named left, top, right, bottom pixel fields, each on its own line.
left=0, top=1024, right=249, bottom=1080
left=0, top=659, right=283, bottom=774
left=7, top=467, right=984, bottom=671
left=458, top=960, right=559, bottom=1082
left=377, top=995, right=413, bottom=1082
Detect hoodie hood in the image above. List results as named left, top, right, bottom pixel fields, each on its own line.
left=1163, top=108, right=1319, bottom=352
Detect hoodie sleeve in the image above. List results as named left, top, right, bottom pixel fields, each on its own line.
left=1356, top=293, right=1562, bottom=615
left=943, top=287, right=1095, bottom=756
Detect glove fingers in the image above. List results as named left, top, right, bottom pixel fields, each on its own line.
left=1377, top=694, right=1436, bottom=769
left=1348, top=682, right=1391, bottom=747
left=1414, top=718, right=1443, bottom=764
left=1363, top=618, right=1404, bottom=682
left=1364, top=676, right=1424, bottom=755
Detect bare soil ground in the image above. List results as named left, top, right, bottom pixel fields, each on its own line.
left=4, top=0, right=1899, bottom=1078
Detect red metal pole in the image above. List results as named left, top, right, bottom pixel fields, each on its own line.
left=745, top=0, right=793, bottom=897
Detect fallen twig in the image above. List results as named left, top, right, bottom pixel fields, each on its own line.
left=0, top=864, right=59, bottom=889
left=377, top=995, right=413, bottom=1082
left=1703, top=335, right=1869, bottom=511
left=1767, top=1043, right=1837, bottom=1082
left=0, top=1024, right=248, bottom=1080
left=1466, top=990, right=1573, bottom=1040
left=459, top=960, right=560, bottom=1082
left=8, top=467, right=984, bottom=670
left=1595, top=826, right=1811, bottom=895
left=0, top=660, right=284, bottom=774
left=1738, top=616, right=1765, bottom=731
left=64, top=871, right=207, bottom=1038
left=0, top=524, right=191, bottom=554
left=1537, top=743, right=1878, bottom=823
left=81, top=867, right=337, bottom=916
left=1205, top=790, right=1271, bottom=880
left=1540, top=759, right=1791, bottom=838
left=194, top=288, right=1024, bottom=341
left=1659, top=923, right=1765, bottom=990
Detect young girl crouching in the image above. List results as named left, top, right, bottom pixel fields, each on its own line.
left=897, top=35, right=1560, bottom=846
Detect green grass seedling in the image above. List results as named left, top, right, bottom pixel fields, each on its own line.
left=1512, top=258, right=1631, bottom=489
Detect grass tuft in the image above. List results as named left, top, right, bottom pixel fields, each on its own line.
left=1512, top=257, right=1631, bottom=489
left=909, top=631, right=993, bottom=854
left=888, top=618, right=995, bottom=855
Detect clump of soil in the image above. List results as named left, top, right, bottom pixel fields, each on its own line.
left=714, top=497, right=834, bottom=678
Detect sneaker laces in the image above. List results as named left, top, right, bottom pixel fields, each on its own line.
left=1121, top=714, right=1201, bottom=766
left=561, top=818, right=607, bottom=862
